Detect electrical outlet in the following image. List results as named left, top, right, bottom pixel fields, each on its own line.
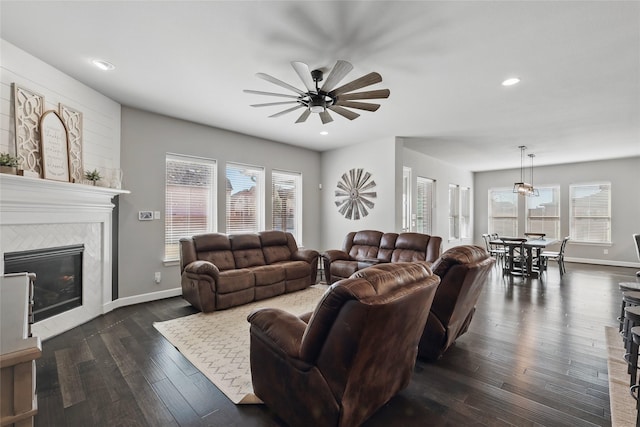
left=603, top=249, right=608, bottom=255
left=154, top=272, right=161, bottom=284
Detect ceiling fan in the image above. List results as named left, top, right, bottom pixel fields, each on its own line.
left=244, top=60, right=390, bottom=124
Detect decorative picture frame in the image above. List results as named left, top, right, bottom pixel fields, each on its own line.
left=138, top=211, right=154, bottom=221
left=39, top=110, right=70, bottom=182
left=13, top=84, right=45, bottom=177
left=59, top=103, right=84, bottom=183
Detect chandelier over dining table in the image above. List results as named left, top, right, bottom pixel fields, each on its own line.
left=513, top=145, right=539, bottom=197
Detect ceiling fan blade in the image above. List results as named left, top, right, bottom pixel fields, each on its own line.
left=251, top=101, right=300, bottom=107
left=336, top=89, right=390, bottom=101
left=256, top=72, right=306, bottom=96
left=334, top=100, right=380, bottom=112
left=319, top=111, right=333, bottom=124
left=295, top=109, right=311, bottom=123
left=244, top=89, right=299, bottom=99
left=291, top=62, right=316, bottom=92
left=328, top=105, right=360, bottom=120
left=320, top=60, right=354, bottom=92
left=328, top=72, right=382, bottom=97
left=269, top=104, right=305, bottom=118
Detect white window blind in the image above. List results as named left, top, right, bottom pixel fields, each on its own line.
left=448, top=184, right=460, bottom=240
left=272, top=170, right=302, bottom=243
left=570, top=182, right=611, bottom=243
left=416, top=177, right=434, bottom=234
left=488, top=188, right=518, bottom=236
left=165, top=154, right=216, bottom=261
left=226, top=163, right=264, bottom=234
left=526, top=186, right=560, bottom=239
left=460, top=186, right=470, bottom=239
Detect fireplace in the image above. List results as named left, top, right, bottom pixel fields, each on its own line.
left=4, top=245, right=83, bottom=322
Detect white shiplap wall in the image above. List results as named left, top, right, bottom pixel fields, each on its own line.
left=0, top=39, right=121, bottom=172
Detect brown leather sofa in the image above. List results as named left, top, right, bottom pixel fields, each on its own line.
left=322, top=230, right=442, bottom=284
left=179, top=231, right=318, bottom=313
left=247, top=261, right=440, bottom=427
left=418, top=245, right=495, bottom=361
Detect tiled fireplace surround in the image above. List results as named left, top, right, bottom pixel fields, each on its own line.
left=0, top=174, right=128, bottom=340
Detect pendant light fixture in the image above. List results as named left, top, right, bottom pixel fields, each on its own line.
left=513, top=146, right=538, bottom=196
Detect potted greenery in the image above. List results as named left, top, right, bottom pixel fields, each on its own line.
left=85, top=169, right=102, bottom=185
left=0, top=152, right=19, bottom=175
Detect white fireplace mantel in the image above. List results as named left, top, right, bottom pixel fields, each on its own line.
left=0, top=173, right=129, bottom=339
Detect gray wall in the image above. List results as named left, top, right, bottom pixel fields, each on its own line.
left=474, top=156, right=640, bottom=266
left=119, top=107, right=321, bottom=298
left=319, top=137, right=400, bottom=251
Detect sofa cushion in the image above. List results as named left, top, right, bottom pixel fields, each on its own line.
left=263, top=246, right=291, bottom=264
left=193, top=233, right=236, bottom=271
left=260, top=232, right=293, bottom=264
left=217, top=269, right=255, bottom=294
left=377, top=233, right=398, bottom=262
left=391, top=233, right=430, bottom=262
left=251, top=265, right=286, bottom=285
left=231, top=234, right=266, bottom=268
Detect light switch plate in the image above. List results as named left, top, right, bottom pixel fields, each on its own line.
left=154, top=211, right=161, bottom=219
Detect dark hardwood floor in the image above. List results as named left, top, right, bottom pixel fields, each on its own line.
left=35, top=262, right=637, bottom=427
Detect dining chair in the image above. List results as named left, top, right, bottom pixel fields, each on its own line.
left=500, top=237, right=527, bottom=276
left=482, top=233, right=506, bottom=267
left=634, top=234, right=640, bottom=277
left=541, top=236, right=570, bottom=275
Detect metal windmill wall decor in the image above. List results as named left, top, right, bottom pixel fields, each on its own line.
left=334, top=168, right=377, bottom=220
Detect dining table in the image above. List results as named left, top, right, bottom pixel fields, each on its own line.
left=490, top=236, right=558, bottom=277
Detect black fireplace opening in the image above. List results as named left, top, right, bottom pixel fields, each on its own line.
left=4, top=244, right=83, bottom=322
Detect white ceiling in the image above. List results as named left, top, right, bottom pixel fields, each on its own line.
left=1, top=1, right=638, bottom=171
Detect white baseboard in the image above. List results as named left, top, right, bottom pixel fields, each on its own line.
left=564, top=257, right=640, bottom=269
left=103, top=287, right=182, bottom=313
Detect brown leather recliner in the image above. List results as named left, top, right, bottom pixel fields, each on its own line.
left=322, top=230, right=442, bottom=284
left=247, top=262, right=441, bottom=427
left=418, top=245, right=495, bottom=361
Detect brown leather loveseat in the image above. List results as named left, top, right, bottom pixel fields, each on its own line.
left=179, top=231, right=318, bottom=313
left=322, top=230, right=442, bottom=284
left=247, top=261, right=441, bottom=427
left=418, top=245, right=495, bottom=361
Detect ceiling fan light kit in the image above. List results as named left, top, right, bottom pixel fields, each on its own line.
left=245, top=60, right=389, bottom=124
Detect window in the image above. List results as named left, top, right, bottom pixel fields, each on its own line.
left=460, top=186, right=470, bottom=239
left=416, top=177, right=435, bottom=234
left=488, top=188, right=518, bottom=236
left=570, top=182, right=611, bottom=243
left=526, top=186, right=560, bottom=239
left=226, top=163, right=264, bottom=234
left=272, top=170, right=302, bottom=243
left=448, top=184, right=460, bottom=240
left=165, top=153, right=216, bottom=261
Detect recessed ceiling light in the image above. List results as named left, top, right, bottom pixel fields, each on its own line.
left=502, top=77, right=520, bottom=86
left=320, top=131, right=328, bottom=135
left=92, top=59, right=115, bottom=71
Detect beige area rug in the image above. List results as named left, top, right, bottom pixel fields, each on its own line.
left=605, top=326, right=636, bottom=426
left=154, top=285, right=327, bottom=404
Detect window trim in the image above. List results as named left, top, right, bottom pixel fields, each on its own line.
left=569, top=182, right=611, bottom=244
left=225, top=162, right=265, bottom=234
left=164, top=152, right=217, bottom=262
left=271, top=169, right=303, bottom=245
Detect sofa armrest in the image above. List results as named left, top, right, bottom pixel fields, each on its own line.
left=247, top=308, right=307, bottom=359
left=183, top=260, right=220, bottom=280
left=322, top=250, right=350, bottom=262
left=292, top=249, right=319, bottom=264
